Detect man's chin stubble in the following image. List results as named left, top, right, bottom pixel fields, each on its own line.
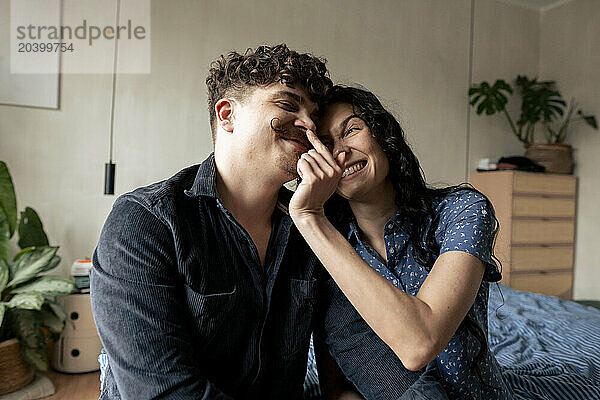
left=276, top=152, right=302, bottom=179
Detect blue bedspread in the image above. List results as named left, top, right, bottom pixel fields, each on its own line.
left=304, top=284, right=600, bottom=399
left=488, top=284, right=600, bottom=400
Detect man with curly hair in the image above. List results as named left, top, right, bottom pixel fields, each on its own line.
left=91, top=44, right=333, bottom=399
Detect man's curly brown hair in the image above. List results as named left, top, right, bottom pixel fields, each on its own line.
left=205, top=43, right=333, bottom=142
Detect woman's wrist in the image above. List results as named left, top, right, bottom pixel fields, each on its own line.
left=290, top=210, right=328, bottom=228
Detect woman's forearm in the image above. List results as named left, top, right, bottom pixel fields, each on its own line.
left=294, top=214, right=437, bottom=370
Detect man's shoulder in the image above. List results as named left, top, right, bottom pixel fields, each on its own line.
left=121, top=164, right=200, bottom=209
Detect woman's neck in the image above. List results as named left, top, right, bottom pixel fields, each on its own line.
left=349, top=179, right=398, bottom=254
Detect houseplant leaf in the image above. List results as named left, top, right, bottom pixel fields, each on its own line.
left=0, top=304, right=5, bottom=328
left=0, top=257, right=9, bottom=293
left=583, top=115, right=598, bottom=129
left=9, top=309, right=39, bottom=348
left=5, top=293, right=45, bottom=310
left=18, top=207, right=49, bottom=249
left=46, top=299, right=66, bottom=323
left=7, top=246, right=58, bottom=287
left=0, top=207, right=10, bottom=266
left=0, top=161, right=17, bottom=238
left=9, top=309, right=49, bottom=370
left=13, top=246, right=35, bottom=263
left=41, top=255, right=61, bottom=274
left=22, top=346, right=49, bottom=371
left=8, top=276, right=75, bottom=297
left=40, top=307, right=65, bottom=338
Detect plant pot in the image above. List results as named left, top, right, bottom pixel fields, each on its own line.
left=524, top=143, right=574, bottom=174
left=0, top=338, right=35, bottom=395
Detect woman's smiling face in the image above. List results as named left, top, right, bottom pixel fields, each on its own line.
left=317, top=102, right=390, bottom=201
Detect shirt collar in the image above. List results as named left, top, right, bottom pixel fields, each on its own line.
left=184, top=153, right=218, bottom=198
left=346, top=209, right=407, bottom=243
left=183, top=153, right=293, bottom=215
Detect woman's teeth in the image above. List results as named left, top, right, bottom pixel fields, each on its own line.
left=342, top=161, right=366, bottom=178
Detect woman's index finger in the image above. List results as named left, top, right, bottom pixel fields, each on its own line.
left=306, top=130, right=331, bottom=155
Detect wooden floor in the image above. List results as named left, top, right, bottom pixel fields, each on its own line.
left=41, top=370, right=100, bottom=400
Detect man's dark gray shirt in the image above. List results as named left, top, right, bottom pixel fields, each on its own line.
left=90, top=154, right=323, bottom=399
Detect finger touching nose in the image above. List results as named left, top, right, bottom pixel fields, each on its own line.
left=296, top=112, right=317, bottom=133
left=333, top=142, right=350, bottom=159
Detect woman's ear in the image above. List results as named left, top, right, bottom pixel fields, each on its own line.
left=215, top=98, right=234, bottom=133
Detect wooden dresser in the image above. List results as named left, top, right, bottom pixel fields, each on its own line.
left=470, top=170, right=577, bottom=299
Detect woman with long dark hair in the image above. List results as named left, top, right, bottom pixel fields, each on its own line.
left=289, top=86, right=514, bottom=399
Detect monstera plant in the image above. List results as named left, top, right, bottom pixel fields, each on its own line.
left=469, top=75, right=597, bottom=173
left=0, top=161, right=75, bottom=372
left=469, top=75, right=569, bottom=144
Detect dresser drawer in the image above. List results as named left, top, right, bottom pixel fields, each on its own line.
left=512, top=220, right=574, bottom=244
left=511, top=271, right=572, bottom=298
left=513, top=196, right=576, bottom=218
left=513, top=173, right=576, bottom=196
left=511, top=245, right=574, bottom=272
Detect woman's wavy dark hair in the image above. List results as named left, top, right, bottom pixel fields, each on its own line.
left=206, top=43, right=333, bottom=143
left=324, top=85, right=501, bottom=388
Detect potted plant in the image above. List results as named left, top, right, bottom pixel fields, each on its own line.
left=469, top=75, right=597, bottom=173
left=0, top=161, right=75, bottom=395
left=543, top=98, right=598, bottom=143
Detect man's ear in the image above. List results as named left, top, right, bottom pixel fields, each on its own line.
left=215, top=98, right=235, bottom=133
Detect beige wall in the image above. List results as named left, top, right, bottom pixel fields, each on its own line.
left=3, top=0, right=595, bottom=299
left=540, top=0, right=600, bottom=299
left=469, top=0, right=540, bottom=172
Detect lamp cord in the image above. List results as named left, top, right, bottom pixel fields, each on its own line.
left=108, top=0, right=121, bottom=163
left=465, top=0, right=475, bottom=181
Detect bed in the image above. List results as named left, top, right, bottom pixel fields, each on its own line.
left=303, top=284, right=600, bottom=399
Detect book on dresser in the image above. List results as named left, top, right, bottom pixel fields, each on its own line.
left=469, top=170, right=577, bottom=299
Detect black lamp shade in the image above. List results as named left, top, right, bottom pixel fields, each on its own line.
left=104, top=162, right=115, bottom=195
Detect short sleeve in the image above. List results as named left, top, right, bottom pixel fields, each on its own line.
left=436, top=191, right=502, bottom=282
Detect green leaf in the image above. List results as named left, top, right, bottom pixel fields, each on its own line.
left=0, top=304, right=5, bottom=328
left=0, top=257, right=9, bottom=294
left=5, top=293, right=44, bottom=310
left=22, top=345, right=49, bottom=371
left=40, top=307, right=65, bottom=336
left=476, top=102, right=486, bottom=115
left=8, top=309, right=49, bottom=371
left=469, top=94, right=482, bottom=106
left=7, top=246, right=58, bottom=287
left=9, top=276, right=75, bottom=297
left=584, top=115, right=598, bottom=129
left=0, top=207, right=9, bottom=266
left=0, top=162, right=17, bottom=238
left=13, top=246, right=35, bottom=263
left=9, top=309, right=40, bottom=348
left=35, top=255, right=61, bottom=276
left=46, top=299, right=66, bottom=323
left=18, top=208, right=49, bottom=249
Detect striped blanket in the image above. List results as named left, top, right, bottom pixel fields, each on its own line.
left=303, top=284, right=600, bottom=399
left=489, top=284, right=600, bottom=400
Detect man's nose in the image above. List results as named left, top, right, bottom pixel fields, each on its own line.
left=295, top=110, right=317, bottom=133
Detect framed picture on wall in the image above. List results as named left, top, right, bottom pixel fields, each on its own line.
left=0, top=0, right=61, bottom=109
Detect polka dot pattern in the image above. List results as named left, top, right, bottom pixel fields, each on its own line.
left=346, top=189, right=513, bottom=399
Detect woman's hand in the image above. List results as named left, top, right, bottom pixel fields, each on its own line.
left=289, top=130, right=345, bottom=223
